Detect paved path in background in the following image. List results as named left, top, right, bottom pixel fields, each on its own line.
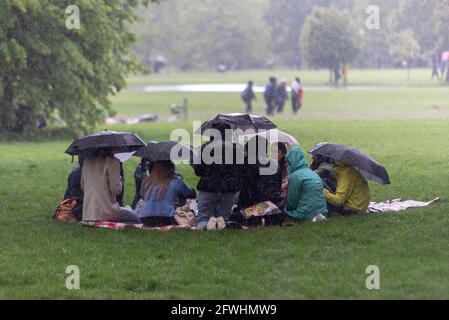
left=128, top=83, right=411, bottom=93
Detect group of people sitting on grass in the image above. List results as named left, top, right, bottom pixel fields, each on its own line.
left=61, top=127, right=371, bottom=230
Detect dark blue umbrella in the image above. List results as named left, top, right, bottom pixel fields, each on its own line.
left=196, top=113, right=276, bottom=136
left=309, top=142, right=391, bottom=185
left=66, top=130, right=145, bottom=156
left=134, top=141, right=197, bottom=162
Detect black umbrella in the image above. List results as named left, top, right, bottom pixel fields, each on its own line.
left=66, top=130, right=145, bottom=156
left=134, top=141, right=197, bottom=162
left=309, top=142, right=391, bottom=185
left=196, top=113, right=276, bottom=136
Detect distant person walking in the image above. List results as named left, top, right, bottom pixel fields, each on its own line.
left=431, top=53, right=440, bottom=81
left=291, top=77, right=303, bottom=115
left=334, top=65, right=341, bottom=86
left=264, top=77, right=277, bottom=116
left=241, top=81, right=256, bottom=113
left=275, top=80, right=289, bottom=113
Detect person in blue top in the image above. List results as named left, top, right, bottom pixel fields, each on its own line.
left=285, top=146, right=328, bottom=221
left=139, top=161, right=197, bottom=227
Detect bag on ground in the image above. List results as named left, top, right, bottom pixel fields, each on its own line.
left=53, top=197, right=80, bottom=222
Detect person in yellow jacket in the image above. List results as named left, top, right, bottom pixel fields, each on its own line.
left=323, top=162, right=371, bottom=216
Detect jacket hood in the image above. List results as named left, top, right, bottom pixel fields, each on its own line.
left=286, top=147, right=309, bottom=174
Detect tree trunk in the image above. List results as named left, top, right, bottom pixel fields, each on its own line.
left=0, top=81, right=18, bottom=132
left=446, top=64, right=449, bottom=83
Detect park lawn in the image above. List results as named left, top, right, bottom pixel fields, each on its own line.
left=1, top=119, right=448, bottom=299
left=111, top=88, right=449, bottom=121
left=126, top=68, right=445, bottom=87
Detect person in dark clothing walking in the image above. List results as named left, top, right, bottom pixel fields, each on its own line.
left=431, top=53, right=440, bottom=81
left=241, top=81, right=257, bottom=113
left=275, top=80, right=289, bottom=113
left=264, top=77, right=277, bottom=115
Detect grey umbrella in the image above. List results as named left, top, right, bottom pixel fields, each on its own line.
left=309, top=142, right=391, bottom=185
left=134, top=141, right=197, bottom=162
left=196, top=113, right=276, bottom=136
left=66, top=130, right=145, bottom=156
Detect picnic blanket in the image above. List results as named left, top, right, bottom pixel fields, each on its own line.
left=368, top=198, right=439, bottom=213
left=94, top=221, right=197, bottom=231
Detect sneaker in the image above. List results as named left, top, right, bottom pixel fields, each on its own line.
left=216, top=217, right=226, bottom=230
left=207, top=217, right=217, bottom=231
left=312, top=214, right=327, bottom=223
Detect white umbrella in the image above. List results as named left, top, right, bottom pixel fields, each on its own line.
left=238, top=129, right=300, bottom=146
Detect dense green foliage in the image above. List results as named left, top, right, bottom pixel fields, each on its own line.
left=133, top=0, right=270, bottom=70
left=0, top=0, right=157, bottom=135
left=133, top=0, right=449, bottom=71
left=300, top=7, right=360, bottom=72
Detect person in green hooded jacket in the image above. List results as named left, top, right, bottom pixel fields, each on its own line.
left=285, top=147, right=328, bottom=221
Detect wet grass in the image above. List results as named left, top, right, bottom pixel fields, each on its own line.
left=1, top=70, right=449, bottom=299
left=111, top=88, right=449, bottom=121
left=1, top=119, right=448, bottom=299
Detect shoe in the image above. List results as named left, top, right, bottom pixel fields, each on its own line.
left=312, top=214, right=327, bottom=223
left=226, top=221, right=243, bottom=230
left=207, top=217, right=217, bottom=231
left=216, top=217, right=226, bottom=230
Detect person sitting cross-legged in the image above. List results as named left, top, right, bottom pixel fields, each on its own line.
left=139, top=161, right=197, bottom=227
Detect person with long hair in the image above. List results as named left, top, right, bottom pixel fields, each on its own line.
left=81, top=148, right=140, bottom=223
left=139, top=161, right=196, bottom=227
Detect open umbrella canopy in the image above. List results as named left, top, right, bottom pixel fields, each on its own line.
left=134, top=141, right=196, bottom=162
left=309, top=142, right=391, bottom=185
left=66, top=130, right=145, bottom=156
left=196, top=113, right=276, bottom=136
left=239, top=129, right=300, bottom=146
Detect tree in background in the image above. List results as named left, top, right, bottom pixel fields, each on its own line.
left=389, top=30, right=421, bottom=80
left=264, top=0, right=312, bottom=68
left=134, top=0, right=270, bottom=70
left=398, top=0, right=438, bottom=54
left=300, top=6, right=360, bottom=84
left=433, top=0, right=449, bottom=82
left=0, top=0, right=157, bottom=135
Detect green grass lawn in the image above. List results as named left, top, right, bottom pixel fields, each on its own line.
left=1, top=70, right=449, bottom=299
left=111, top=88, right=449, bottom=121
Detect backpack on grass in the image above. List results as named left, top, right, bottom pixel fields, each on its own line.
left=53, top=197, right=81, bottom=222
left=240, top=201, right=285, bottom=228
